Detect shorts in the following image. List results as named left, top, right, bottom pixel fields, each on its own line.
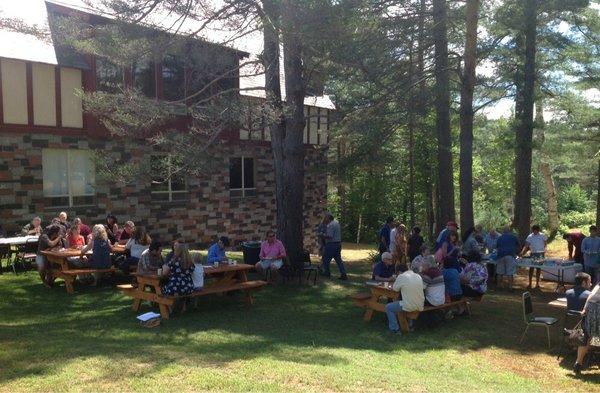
left=258, top=259, right=283, bottom=270
left=496, top=255, right=516, bottom=276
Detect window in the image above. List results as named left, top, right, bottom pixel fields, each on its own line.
left=162, top=54, right=185, bottom=101
left=96, top=58, right=124, bottom=93
left=229, top=157, right=255, bottom=198
left=42, top=149, right=95, bottom=206
left=132, top=61, right=156, bottom=98
left=150, top=155, right=187, bottom=202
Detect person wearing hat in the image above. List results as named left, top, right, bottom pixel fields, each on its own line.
left=207, top=236, right=230, bottom=264
left=435, top=221, right=459, bottom=251
left=372, top=252, right=396, bottom=282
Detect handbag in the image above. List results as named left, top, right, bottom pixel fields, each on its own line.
left=565, top=319, right=586, bottom=346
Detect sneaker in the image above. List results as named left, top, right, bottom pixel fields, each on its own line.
left=573, top=362, right=582, bottom=376
left=338, top=274, right=348, bottom=281
left=387, top=329, right=402, bottom=336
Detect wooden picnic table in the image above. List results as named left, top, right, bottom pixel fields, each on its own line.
left=121, top=263, right=267, bottom=319
left=351, top=281, right=472, bottom=333
left=41, top=244, right=125, bottom=294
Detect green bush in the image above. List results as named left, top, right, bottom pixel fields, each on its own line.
left=558, top=184, right=591, bottom=213
left=559, top=210, right=596, bottom=230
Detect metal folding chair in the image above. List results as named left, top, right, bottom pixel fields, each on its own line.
left=14, top=238, right=38, bottom=273
left=519, top=291, right=558, bottom=348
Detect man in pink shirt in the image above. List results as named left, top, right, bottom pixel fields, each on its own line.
left=255, top=230, right=287, bottom=282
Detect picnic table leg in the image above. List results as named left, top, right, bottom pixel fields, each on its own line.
left=398, top=312, right=410, bottom=333
left=362, top=293, right=378, bottom=322
left=63, top=275, right=75, bottom=295
left=158, top=303, right=170, bottom=319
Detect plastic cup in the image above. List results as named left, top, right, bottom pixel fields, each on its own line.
left=157, top=268, right=162, bottom=276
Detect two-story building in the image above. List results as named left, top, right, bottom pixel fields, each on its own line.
left=0, top=0, right=333, bottom=250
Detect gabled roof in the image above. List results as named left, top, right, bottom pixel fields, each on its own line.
left=0, top=0, right=335, bottom=110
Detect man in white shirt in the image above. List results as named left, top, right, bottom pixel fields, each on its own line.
left=384, top=265, right=425, bottom=334
left=520, top=224, right=547, bottom=289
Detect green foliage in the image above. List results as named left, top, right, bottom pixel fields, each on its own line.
left=558, top=184, right=592, bottom=213
left=559, top=210, right=596, bottom=229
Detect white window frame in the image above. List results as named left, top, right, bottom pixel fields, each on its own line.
left=42, top=149, right=95, bottom=207
left=230, top=156, right=256, bottom=197
left=150, top=155, right=188, bottom=202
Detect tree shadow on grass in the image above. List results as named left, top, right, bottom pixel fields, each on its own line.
left=0, top=269, right=594, bottom=385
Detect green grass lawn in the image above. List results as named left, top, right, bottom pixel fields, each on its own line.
left=0, top=244, right=598, bottom=392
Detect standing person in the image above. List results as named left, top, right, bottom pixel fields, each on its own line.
left=73, top=218, right=91, bottom=242
left=21, top=216, right=42, bottom=236
left=520, top=225, right=547, bottom=290
left=320, top=213, right=348, bottom=280
left=435, top=221, right=459, bottom=251
left=484, top=228, right=500, bottom=253
left=255, top=230, right=287, bottom=282
left=379, top=217, right=394, bottom=254
left=104, top=214, right=119, bottom=244
left=207, top=236, right=230, bottom=264
left=438, top=231, right=461, bottom=270
left=36, top=225, right=63, bottom=287
left=563, top=230, right=586, bottom=264
left=392, top=224, right=408, bottom=267
left=581, top=225, right=600, bottom=284
left=384, top=264, right=424, bottom=334
left=573, top=283, right=600, bottom=376
left=462, top=227, right=481, bottom=256
left=407, top=226, right=424, bottom=262
left=495, top=226, right=520, bottom=290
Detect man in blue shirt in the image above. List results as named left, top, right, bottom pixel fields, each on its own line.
left=581, top=225, right=600, bottom=285
left=372, top=252, right=396, bottom=281
left=379, top=217, right=394, bottom=254
left=207, top=236, right=230, bottom=264
left=565, top=272, right=592, bottom=311
left=495, top=226, right=520, bottom=290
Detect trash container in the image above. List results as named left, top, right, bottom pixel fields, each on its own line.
left=242, top=241, right=261, bottom=265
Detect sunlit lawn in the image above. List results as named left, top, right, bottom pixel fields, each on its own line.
left=0, top=241, right=598, bottom=392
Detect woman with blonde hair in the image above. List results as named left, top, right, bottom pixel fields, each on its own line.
left=161, top=242, right=195, bottom=297
left=392, top=224, right=408, bottom=268
left=80, top=224, right=113, bottom=269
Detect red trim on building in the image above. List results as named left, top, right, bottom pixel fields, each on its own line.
left=26, top=62, right=34, bottom=125
left=55, top=66, right=62, bottom=128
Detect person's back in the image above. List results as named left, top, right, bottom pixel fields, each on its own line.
left=566, top=287, right=591, bottom=312
left=327, top=219, right=342, bottom=243
left=462, top=235, right=480, bottom=255
left=392, top=270, right=425, bottom=312
left=421, top=267, right=445, bottom=306
left=443, top=267, right=462, bottom=300
left=407, top=233, right=424, bottom=261
left=91, top=238, right=111, bottom=269
left=496, top=232, right=519, bottom=258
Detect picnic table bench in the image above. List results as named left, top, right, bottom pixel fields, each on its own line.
left=41, top=249, right=116, bottom=294
left=118, top=263, right=267, bottom=319
left=351, top=282, right=473, bottom=333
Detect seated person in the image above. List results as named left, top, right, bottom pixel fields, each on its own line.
left=57, top=211, right=70, bottom=231
left=137, top=240, right=164, bottom=274
left=164, top=235, right=183, bottom=265
left=161, top=243, right=195, bottom=297
left=207, top=236, right=230, bottom=265
left=36, top=224, right=63, bottom=287
left=420, top=256, right=445, bottom=307
left=73, top=218, right=91, bottom=242
left=566, top=272, right=592, bottom=312
left=80, top=225, right=114, bottom=284
left=104, top=214, right=119, bottom=244
left=372, top=252, right=396, bottom=282
left=443, top=257, right=466, bottom=315
left=22, top=216, right=42, bottom=236
left=255, top=230, right=287, bottom=281
left=66, top=224, right=85, bottom=249
left=410, top=245, right=431, bottom=273
left=384, top=264, right=425, bottom=334
left=123, top=226, right=151, bottom=272
left=460, top=251, right=489, bottom=298
left=118, top=221, right=135, bottom=244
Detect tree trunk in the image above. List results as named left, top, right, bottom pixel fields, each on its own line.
left=459, top=0, right=479, bottom=231
left=535, top=99, right=558, bottom=239
left=597, top=157, right=600, bottom=227
left=262, top=0, right=306, bottom=265
left=432, top=0, right=456, bottom=226
left=513, top=0, right=537, bottom=243
left=408, top=39, right=416, bottom=228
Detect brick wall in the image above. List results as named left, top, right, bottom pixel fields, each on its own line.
left=0, top=132, right=327, bottom=252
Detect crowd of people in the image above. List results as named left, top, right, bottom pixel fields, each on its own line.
left=25, top=212, right=289, bottom=294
